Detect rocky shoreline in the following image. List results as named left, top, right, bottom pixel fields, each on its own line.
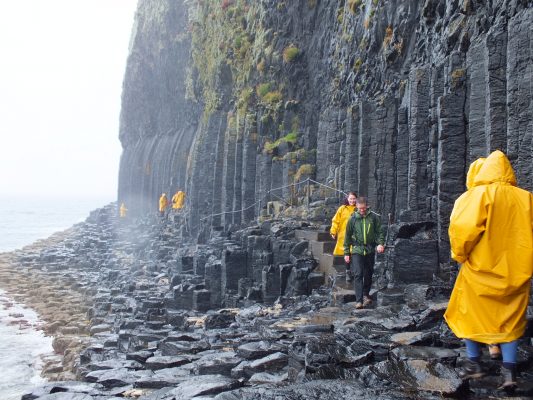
left=1, top=204, right=532, bottom=399
left=0, top=228, right=93, bottom=381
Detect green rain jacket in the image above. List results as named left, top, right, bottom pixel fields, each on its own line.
left=343, top=211, right=385, bottom=256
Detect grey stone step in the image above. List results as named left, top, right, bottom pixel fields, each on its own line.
left=319, top=253, right=345, bottom=268
left=309, top=240, right=335, bottom=256
left=332, top=273, right=353, bottom=291
left=295, top=230, right=331, bottom=242
left=332, top=288, right=356, bottom=305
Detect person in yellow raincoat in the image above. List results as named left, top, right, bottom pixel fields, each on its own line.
left=159, top=193, right=168, bottom=215
left=444, top=150, right=533, bottom=389
left=461, top=157, right=503, bottom=361
left=119, top=202, right=127, bottom=218
left=172, top=190, right=185, bottom=209
left=330, top=192, right=357, bottom=280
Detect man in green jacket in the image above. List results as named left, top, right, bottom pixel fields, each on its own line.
left=343, top=197, right=385, bottom=309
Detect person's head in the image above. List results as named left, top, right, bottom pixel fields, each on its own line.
left=345, top=191, right=357, bottom=206
left=355, top=197, right=368, bottom=216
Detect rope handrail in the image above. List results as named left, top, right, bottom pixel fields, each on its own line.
left=172, top=177, right=352, bottom=232
left=197, top=178, right=311, bottom=223
left=307, top=178, right=347, bottom=196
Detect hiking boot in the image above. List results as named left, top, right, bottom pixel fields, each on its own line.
left=354, top=302, right=363, bottom=309
left=363, top=296, right=372, bottom=307
left=458, top=359, right=484, bottom=379
left=498, top=365, right=517, bottom=391
left=488, top=344, right=502, bottom=360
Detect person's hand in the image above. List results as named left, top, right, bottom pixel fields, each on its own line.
left=376, top=244, right=385, bottom=254
left=331, top=234, right=336, bottom=239
left=344, top=255, right=350, bottom=263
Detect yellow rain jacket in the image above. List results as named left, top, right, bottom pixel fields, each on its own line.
left=330, top=205, right=356, bottom=256
left=119, top=203, right=127, bottom=218
left=444, top=150, right=533, bottom=344
left=159, top=194, right=168, bottom=212
left=172, top=191, right=185, bottom=209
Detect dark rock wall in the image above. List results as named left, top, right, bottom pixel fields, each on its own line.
left=118, top=0, right=201, bottom=213
left=118, top=0, right=533, bottom=263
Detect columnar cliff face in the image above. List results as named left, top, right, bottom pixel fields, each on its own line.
left=118, top=0, right=532, bottom=263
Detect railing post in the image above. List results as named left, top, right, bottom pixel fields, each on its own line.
left=306, top=178, right=310, bottom=218
left=257, top=197, right=261, bottom=224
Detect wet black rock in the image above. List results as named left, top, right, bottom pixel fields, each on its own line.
left=204, top=312, right=236, bottom=330
left=151, top=375, right=241, bottom=399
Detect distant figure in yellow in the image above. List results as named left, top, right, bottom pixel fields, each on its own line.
left=444, top=150, right=533, bottom=389
left=330, top=192, right=357, bottom=280
left=159, top=193, right=168, bottom=215
left=119, top=202, right=127, bottom=218
left=172, top=190, right=185, bottom=209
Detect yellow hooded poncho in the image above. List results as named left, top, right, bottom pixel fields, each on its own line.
left=444, top=150, right=533, bottom=344
left=172, top=191, right=185, bottom=209
left=159, top=194, right=168, bottom=212
left=330, top=204, right=356, bottom=256
left=465, top=157, right=485, bottom=190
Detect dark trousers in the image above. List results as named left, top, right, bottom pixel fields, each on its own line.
left=351, top=253, right=375, bottom=303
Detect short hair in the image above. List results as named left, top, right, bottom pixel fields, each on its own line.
left=355, top=196, right=367, bottom=205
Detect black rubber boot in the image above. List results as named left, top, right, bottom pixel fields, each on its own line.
left=459, top=358, right=484, bottom=379
left=498, top=364, right=517, bottom=391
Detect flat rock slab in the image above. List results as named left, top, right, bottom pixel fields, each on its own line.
left=353, top=308, right=415, bottom=331
left=21, top=382, right=103, bottom=400
left=87, top=359, right=143, bottom=371
left=391, top=345, right=458, bottom=364
left=212, top=379, right=434, bottom=399
left=85, top=368, right=153, bottom=388
left=236, top=341, right=284, bottom=360
left=90, top=324, right=112, bottom=335
left=145, top=355, right=199, bottom=370
left=248, top=372, right=288, bottom=384
left=379, top=358, right=465, bottom=395
left=126, top=350, right=154, bottom=363
left=389, top=331, right=436, bottom=346
left=156, top=375, right=241, bottom=399
left=194, top=351, right=243, bottom=376
left=35, top=394, right=94, bottom=400
left=160, top=340, right=210, bottom=355
left=135, top=366, right=192, bottom=389
left=248, top=352, right=288, bottom=372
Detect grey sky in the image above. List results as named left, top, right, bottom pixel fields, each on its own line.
left=0, top=1, right=137, bottom=199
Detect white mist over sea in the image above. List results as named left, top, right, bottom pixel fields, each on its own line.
left=0, top=195, right=112, bottom=398
left=0, top=195, right=112, bottom=253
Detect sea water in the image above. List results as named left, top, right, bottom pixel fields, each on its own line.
left=0, top=290, right=53, bottom=400
left=0, top=194, right=112, bottom=399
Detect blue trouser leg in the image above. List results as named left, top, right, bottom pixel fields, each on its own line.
left=500, top=341, right=518, bottom=364
left=351, top=254, right=375, bottom=303
left=465, top=339, right=481, bottom=360
left=465, top=339, right=518, bottom=364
